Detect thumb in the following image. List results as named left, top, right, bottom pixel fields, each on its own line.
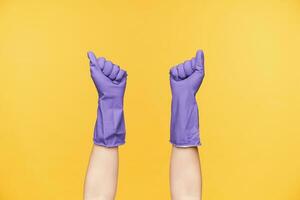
left=195, top=49, right=204, bottom=70
left=87, top=51, right=98, bottom=67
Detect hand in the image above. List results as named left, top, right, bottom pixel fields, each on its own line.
left=170, top=50, right=205, bottom=98
left=87, top=51, right=127, bottom=147
left=87, top=51, right=127, bottom=99
left=169, top=50, right=205, bottom=147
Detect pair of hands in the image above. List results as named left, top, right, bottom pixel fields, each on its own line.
left=87, top=50, right=204, bottom=99
left=87, top=50, right=205, bottom=147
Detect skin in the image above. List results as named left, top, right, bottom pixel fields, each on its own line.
left=84, top=145, right=119, bottom=200
left=84, top=146, right=202, bottom=200
left=170, top=146, right=202, bottom=200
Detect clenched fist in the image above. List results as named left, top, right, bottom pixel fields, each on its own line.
left=169, top=50, right=205, bottom=147
left=87, top=51, right=127, bottom=147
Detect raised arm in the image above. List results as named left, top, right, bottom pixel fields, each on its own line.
left=84, top=51, right=127, bottom=200
left=169, top=50, right=205, bottom=200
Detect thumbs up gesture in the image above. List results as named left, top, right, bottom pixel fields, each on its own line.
left=87, top=51, right=127, bottom=147
left=169, top=50, right=205, bottom=147
left=170, top=50, right=205, bottom=96
left=87, top=51, right=127, bottom=98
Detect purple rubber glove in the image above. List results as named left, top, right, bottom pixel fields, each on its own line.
left=169, top=50, right=205, bottom=147
left=87, top=51, right=127, bottom=147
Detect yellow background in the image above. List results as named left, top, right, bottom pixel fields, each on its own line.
left=0, top=0, right=300, bottom=199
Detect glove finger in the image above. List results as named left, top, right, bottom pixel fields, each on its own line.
left=87, top=51, right=98, bottom=67
left=189, top=50, right=205, bottom=83
left=191, top=57, right=196, bottom=70
left=109, top=64, right=120, bottom=80
left=177, top=64, right=186, bottom=79
left=115, top=69, right=126, bottom=81
left=183, top=60, right=193, bottom=76
left=103, top=61, right=113, bottom=76
left=195, top=49, right=204, bottom=70
left=97, top=57, right=106, bottom=70
left=170, top=66, right=179, bottom=80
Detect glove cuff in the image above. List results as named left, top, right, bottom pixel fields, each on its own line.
left=93, top=96, right=126, bottom=147
left=170, top=95, right=201, bottom=147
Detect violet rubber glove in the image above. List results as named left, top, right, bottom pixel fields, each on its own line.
left=87, top=51, right=127, bottom=147
left=169, top=50, right=205, bottom=147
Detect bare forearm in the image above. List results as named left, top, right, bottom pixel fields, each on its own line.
left=170, top=146, right=202, bottom=200
left=84, top=145, right=119, bottom=200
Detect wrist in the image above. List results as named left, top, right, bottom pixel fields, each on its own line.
left=98, top=93, right=124, bottom=109
left=172, top=91, right=196, bottom=107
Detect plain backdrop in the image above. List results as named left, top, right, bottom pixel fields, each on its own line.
left=0, top=0, right=300, bottom=199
